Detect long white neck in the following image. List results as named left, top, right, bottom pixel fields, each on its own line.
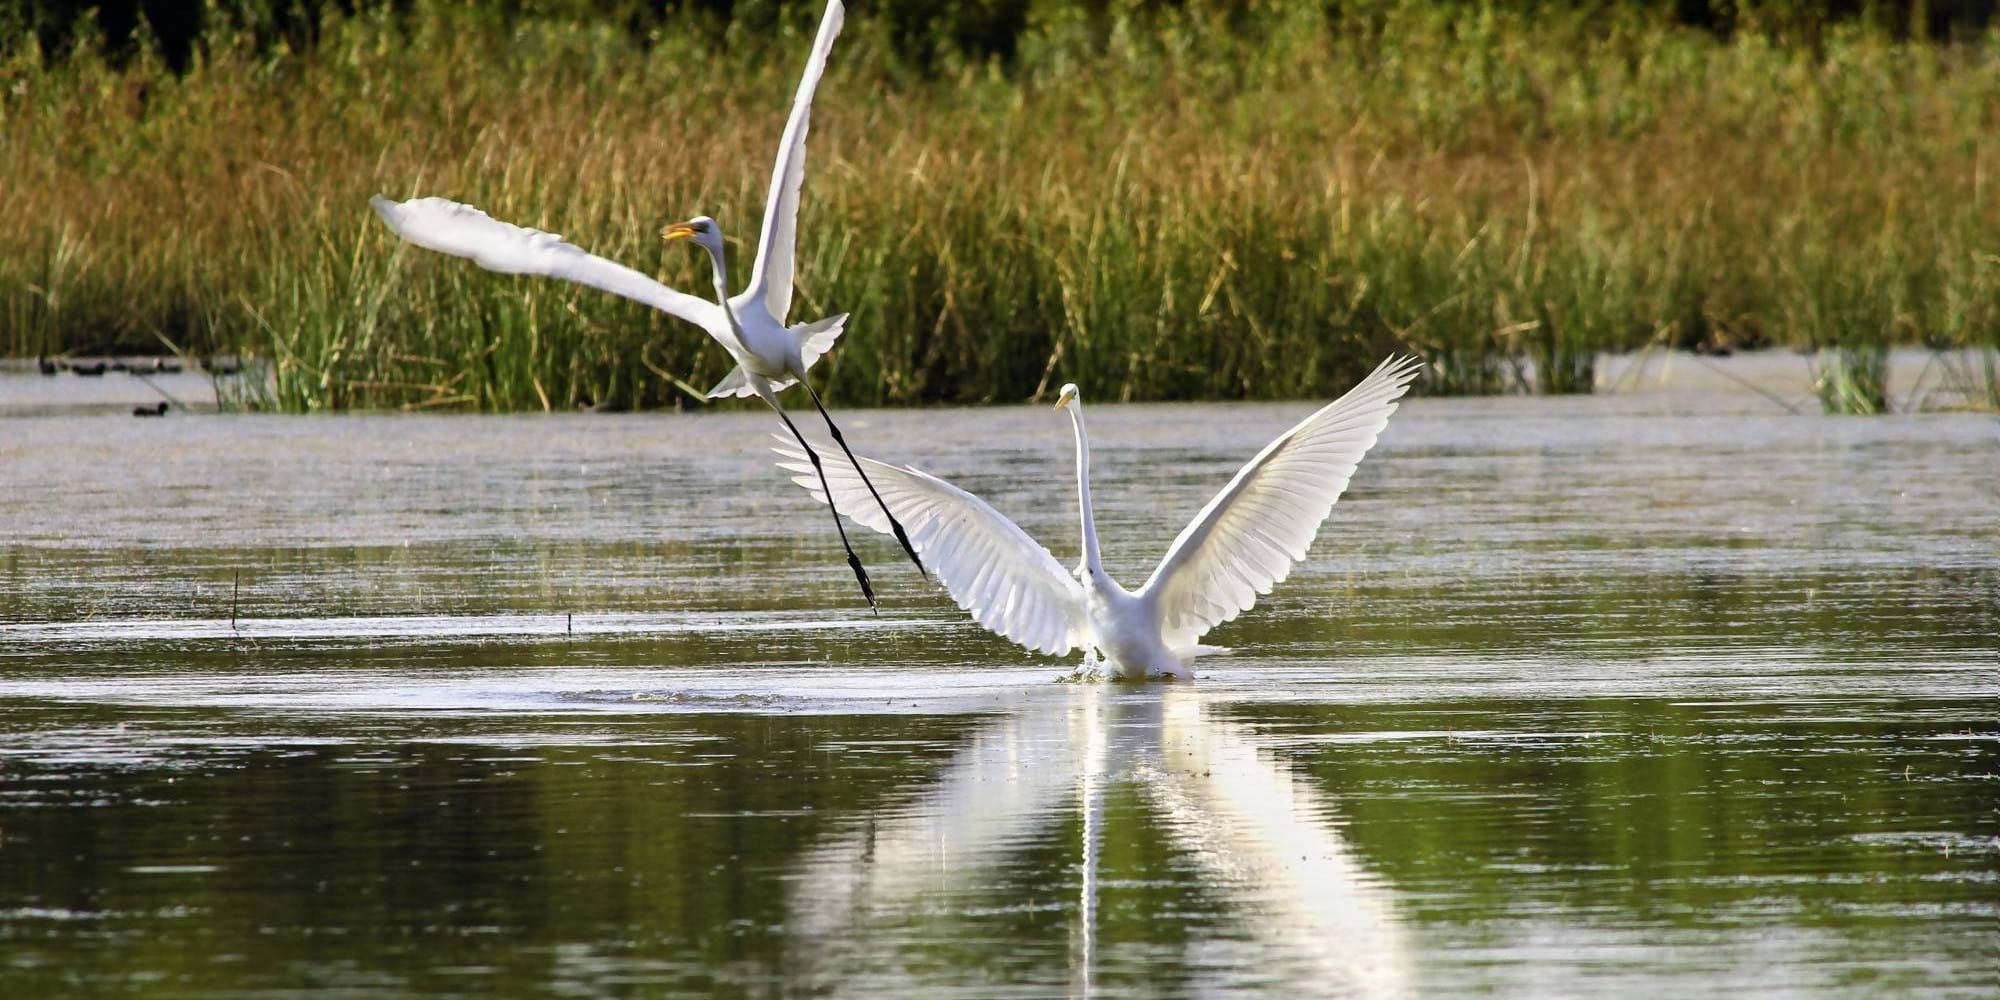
left=703, top=241, right=747, bottom=344
left=1067, top=404, right=1103, bottom=575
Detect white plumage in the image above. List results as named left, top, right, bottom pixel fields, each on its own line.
left=371, top=0, right=926, bottom=611
left=746, top=0, right=841, bottom=326
left=776, top=443, right=1087, bottom=656
left=368, top=0, right=846, bottom=391
left=1143, top=355, right=1422, bottom=649
left=780, top=355, right=1423, bottom=678
left=366, top=196, right=723, bottom=331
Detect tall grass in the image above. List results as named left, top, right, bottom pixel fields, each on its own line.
left=5, top=2, right=2000, bottom=410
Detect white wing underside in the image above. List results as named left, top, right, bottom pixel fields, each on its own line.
left=775, top=439, right=1086, bottom=656
left=745, top=0, right=844, bottom=325
left=369, top=195, right=724, bottom=340
left=1141, top=355, right=1424, bottom=648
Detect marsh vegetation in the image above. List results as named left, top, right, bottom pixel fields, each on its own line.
left=7, top=1, right=2000, bottom=410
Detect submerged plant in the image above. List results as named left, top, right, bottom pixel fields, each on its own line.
left=1810, top=347, right=1890, bottom=415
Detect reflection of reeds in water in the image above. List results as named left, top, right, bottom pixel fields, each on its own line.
left=1932, top=350, right=2000, bottom=412
left=7, top=3, right=2000, bottom=410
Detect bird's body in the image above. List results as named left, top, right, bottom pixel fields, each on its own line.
left=678, top=218, right=850, bottom=406
left=722, top=301, right=796, bottom=386
left=370, top=0, right=923, bottom=609
left=780, top=355, right=1424, bottom=679
left=1079, top=574, right=1186, bottom=678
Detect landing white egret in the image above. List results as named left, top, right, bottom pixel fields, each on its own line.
left=368, top=0, right=921, bottom=610
left=778, top=356, right=1423, bottom=679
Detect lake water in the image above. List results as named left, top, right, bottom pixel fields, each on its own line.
left=0, top=360, right=1995, bottom=996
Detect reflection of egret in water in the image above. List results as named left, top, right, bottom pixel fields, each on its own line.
left=783, top=688, right=1410, bottom=996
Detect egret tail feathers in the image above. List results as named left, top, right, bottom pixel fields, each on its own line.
left=705, top=313, right=845, bottom=398
left=795, top=313, right=847, bottom=369
left=709, top=366, right=798, bottom=399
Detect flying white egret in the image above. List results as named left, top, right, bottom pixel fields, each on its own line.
left=367, top=0, right=921, bottom=611
left=777, top=356, right=1423, bottom=679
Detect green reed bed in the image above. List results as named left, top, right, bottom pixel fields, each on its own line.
left=5, top=2, right=2000, bottom=410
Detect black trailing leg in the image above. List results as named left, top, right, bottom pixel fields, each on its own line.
left=803, top=377, right=926, bottom=578
left=772, top=403, right=877, bottom=614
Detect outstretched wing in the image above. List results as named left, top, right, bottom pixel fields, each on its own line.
left=745, top=0, right=844, bottom=325
left=370, top=195, right=722, bottom=334
left=1140, top=355, right=1423, bottom=647
left=775, top=437, right=1086, bottom=657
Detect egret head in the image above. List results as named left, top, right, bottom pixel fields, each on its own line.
left=661, top=216, right=724, bottom=256
left=1054, top=383, right=1080, bottom=411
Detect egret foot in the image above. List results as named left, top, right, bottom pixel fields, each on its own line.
left=846, top=551, right=879, bottom=614
left=1057, top=654, right=1113, bottom=684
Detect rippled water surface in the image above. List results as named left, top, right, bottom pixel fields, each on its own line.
left=1, top=368, right=1995, bottom=997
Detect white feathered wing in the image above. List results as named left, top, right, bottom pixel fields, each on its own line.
left=775, top=438, right=1087, bottom=656
left=743, top=0, right=844, bottom=326
left=1140, top=355, right=1423, bottom=649
left=368, top=195, right=724, bottom=340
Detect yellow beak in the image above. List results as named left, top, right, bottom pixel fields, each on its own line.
left=661, top=223, right=697, bottom=242
left=1054, top=393, right=1074, bottom=411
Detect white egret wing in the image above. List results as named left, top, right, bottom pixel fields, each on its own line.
left=1145, top=696, right=1414, bottom=995
left=744, top=0, right=844, bottom=324
left=370, top=195, right=721, bottom=333
left=1139, top=355, right=1423, bottom=647
left=775, top=438, right=1086, bottom=656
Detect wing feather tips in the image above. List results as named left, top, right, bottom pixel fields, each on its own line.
left=367, top=194, right=401, bottom=228
left=794, top=313, right=848, bottom=369
left=1143, top=354, right=1422, bottom=646
left=369, top=194, right=459, bottom=252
